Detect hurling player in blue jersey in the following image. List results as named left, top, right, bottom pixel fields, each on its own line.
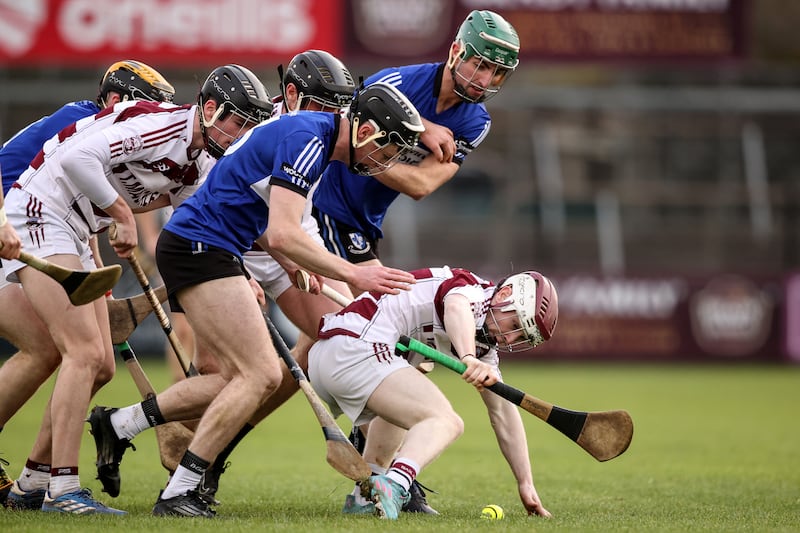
left=87, top=82, right=424, bottom=517
left=311, top=9, right=519, bottom=286
left=0, top=61, right=174, bottom=510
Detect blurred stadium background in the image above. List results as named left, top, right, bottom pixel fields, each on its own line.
left=1, top=0, right=798, bottom=363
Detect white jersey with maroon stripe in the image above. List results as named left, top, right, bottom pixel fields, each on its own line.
left=318, top=266, right=499, bottom=364
left=15, top=100, right=211, bottom=237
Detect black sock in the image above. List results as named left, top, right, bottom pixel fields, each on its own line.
left=213, top=423, right=253, bottom=468
left=348, top=426, right=366, bottom=455
left=180, top=450, right=211, bottom=475
left=141, top=396, right=166, bottom=426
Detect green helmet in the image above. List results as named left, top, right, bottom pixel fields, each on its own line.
left=455, top=10, right=520, bottom=70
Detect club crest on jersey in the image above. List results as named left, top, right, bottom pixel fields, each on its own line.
left=122, top=135, right=144, bottom=155
left=347, top=232, right=371, bottom=255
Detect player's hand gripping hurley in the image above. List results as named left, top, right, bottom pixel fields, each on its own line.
left=396, top=336, right=633, bottom=462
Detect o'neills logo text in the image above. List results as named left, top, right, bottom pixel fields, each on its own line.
left=0, top=0, right=317, bottom=58
left=0, top=1, right=46, bottom=55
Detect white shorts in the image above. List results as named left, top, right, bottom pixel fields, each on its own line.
left=307, top=335, right=410, bottom=426
left=243, top=214, right=324, bottom=301
left=0, top=264, right=10, bottom=290
left=3, top=188, right=95, bottom=283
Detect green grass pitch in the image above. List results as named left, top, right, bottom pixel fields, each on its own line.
left=1, top=358, right=798, bottom=532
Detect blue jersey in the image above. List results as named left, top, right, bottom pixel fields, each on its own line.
left=165, top=112, right=339, bottom=257
left=0, top=100, right=100, bottom=194
left=312, top=63, right=491, bottom=240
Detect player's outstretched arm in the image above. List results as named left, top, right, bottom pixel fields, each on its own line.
left=480, top=390, right=552, bottom=518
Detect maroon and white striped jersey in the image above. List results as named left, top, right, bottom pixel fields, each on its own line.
left=318, top=266, right=499, bottom=362
left=15, top=100, right=212, bottom=235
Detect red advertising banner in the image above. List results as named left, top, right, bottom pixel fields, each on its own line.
left=345, top=0, right=746, bottom=63
left=0, top=0, right=342, bottom=67
left=488, top=0, right=747, bottom=61
left=527, top=273, right=784, bottom=363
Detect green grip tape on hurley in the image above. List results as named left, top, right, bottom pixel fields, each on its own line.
left=396, top=336, right=467, bottom=373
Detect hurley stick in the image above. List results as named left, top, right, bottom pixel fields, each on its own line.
left=115, top=340, right=194, bottom=472
left=0, top=246, right=121, bottom=306
left=396, top=336, right=633, bottom=462
left=295, top=269, right=353, bottom=308
left=263, top=313, right=371, bottom=482
left=108, top=285, right=168, bottom=344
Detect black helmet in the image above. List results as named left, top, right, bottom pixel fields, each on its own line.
left=199, top=64, right=272, bottom=125
left=97, top=60, right=175, bottom=107
left=282, top=50, right=355, bottom=111
left=198, top=64, right=272, bottom=158
left=348, top=82, right=424, bottom=175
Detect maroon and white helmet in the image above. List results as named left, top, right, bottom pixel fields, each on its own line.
left=492, top=271, right=558, bottom=351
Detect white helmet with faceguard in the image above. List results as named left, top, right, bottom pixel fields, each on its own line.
left=487, top=271, right=558, bottom=352
left=448, top=9, right=520, bottom=103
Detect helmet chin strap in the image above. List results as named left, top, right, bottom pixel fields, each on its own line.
left=197, top=103, right=228, bottom=159
left=200, top=102, right=226, bottom=129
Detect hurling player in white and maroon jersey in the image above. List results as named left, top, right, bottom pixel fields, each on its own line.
left=2, top=64, right=271, bottom=515
left=0, top=60, right=175, bottom=514
left=307, top=267, right=558, bottom=520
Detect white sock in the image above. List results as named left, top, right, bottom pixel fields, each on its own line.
left=48, top=474, right=80, bottom=499
left=110, top=405, right=151, bottom=440
left=17, top=466, right=49, bottom=491
left=368, top=463, right=387, bottom=475
left=386, top=457, right=419, bottom=492
left=160, top=465, right=202, bottom=501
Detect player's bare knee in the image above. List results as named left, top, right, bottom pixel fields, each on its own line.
left=441, top=410, right=465, bottom=440
left=94, top=353, right=116, bottom=386
left=265, top=365, right=283, bottom=395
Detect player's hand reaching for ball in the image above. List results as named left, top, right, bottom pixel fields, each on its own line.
left=520, top=483, right=552, bottom=518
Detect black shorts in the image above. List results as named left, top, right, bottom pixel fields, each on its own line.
left=156, top=229, right=248, bottom=313
left=311, top=207, right=379, bottom=264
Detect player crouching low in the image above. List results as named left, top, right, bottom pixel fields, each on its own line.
left=307, top=267, right=558, bottom=519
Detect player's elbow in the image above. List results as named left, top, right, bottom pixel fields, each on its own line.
left=407, top=182, right=438, bottom=201
left=265, top=226, right=292, bottom=254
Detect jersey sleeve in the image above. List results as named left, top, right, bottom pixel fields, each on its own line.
left=268, top=131, right=327, bottom=198
left=455, top=115, right=491, bottom=165
left=59, top=131, right=120, bottom=209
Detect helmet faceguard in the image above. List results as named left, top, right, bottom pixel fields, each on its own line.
left=348, top=82, right=424, bottom=176
left=281, top=50, right=355, bottom=112
left=198, top=64, right=272, bottom=158
left=448, top=10, right=520, bottom=103
left=486, top=271, right=558, bottom=352
left=97, top=60, right=175, bottom=107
